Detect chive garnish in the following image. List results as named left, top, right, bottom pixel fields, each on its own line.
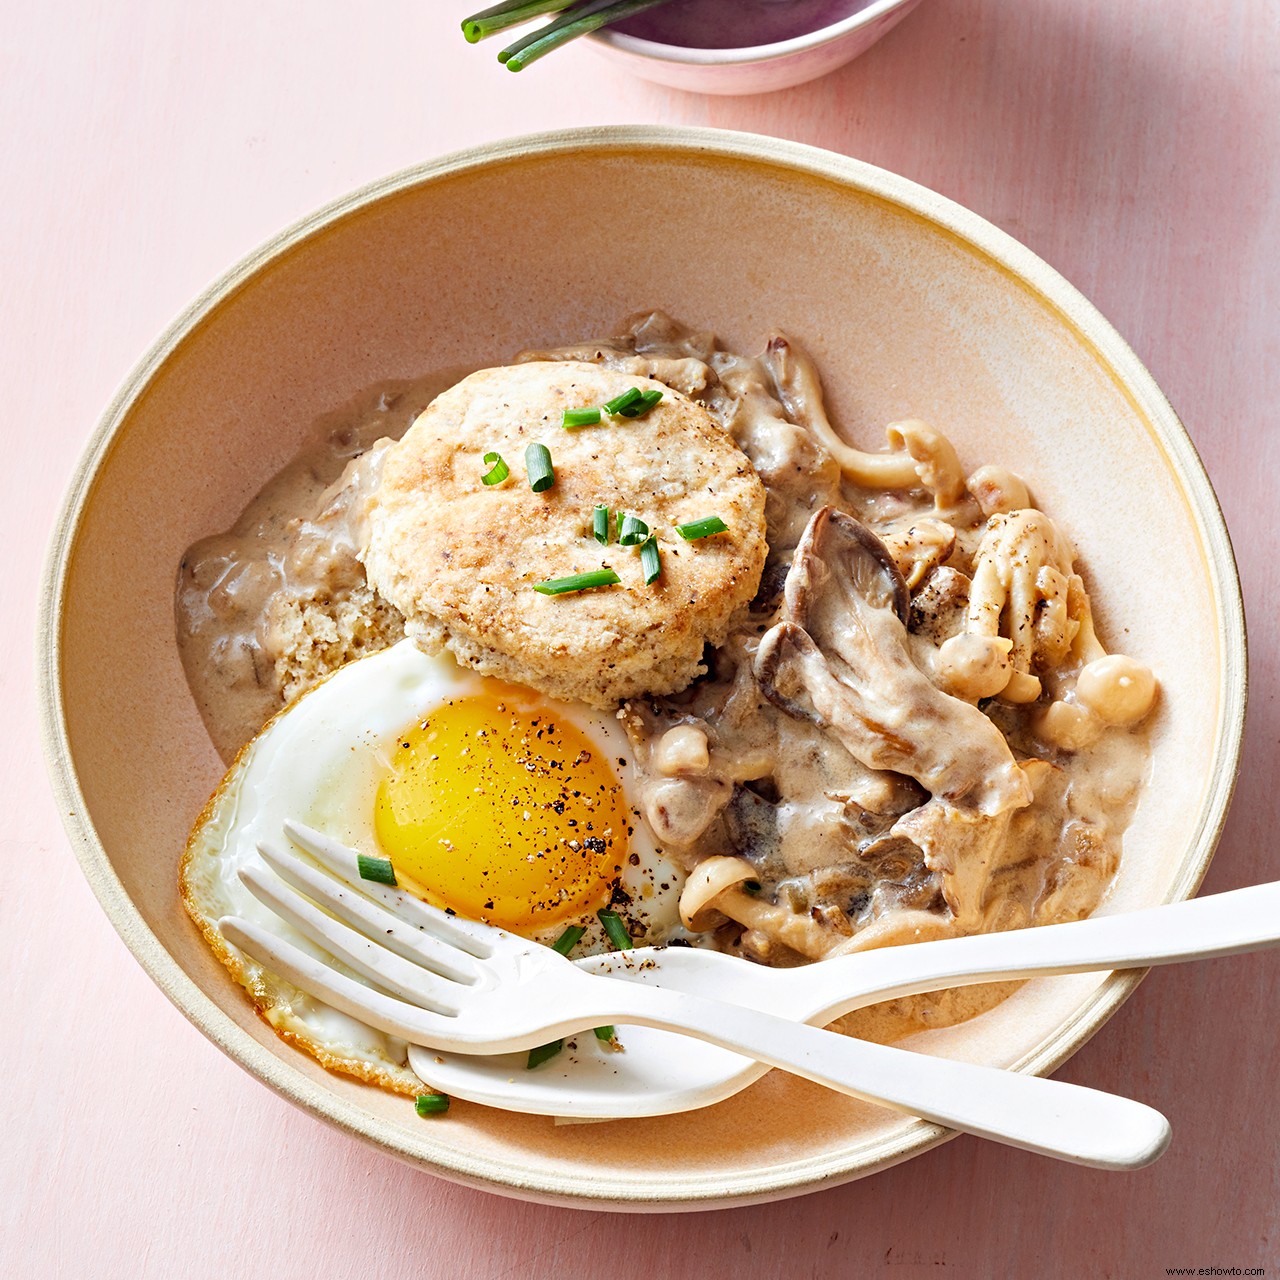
left=527, top=1039, right=564, bottom=1069
left=604, top=387, right=644, bottom=416
left=357, top=854, right=397, bottom=887
left=533, top=568, right=621, bottom=595
left=415, top=1093, right=450, bottom=1116
left=594, top=1026, right=615, bottom=1042
left=525, top=442, right=555, bottom=492
left=618, top=388, right=664, bottom=418
left=480, top=451, right=509, bottom=486
left=592, top=504, right=610, bottom=545
left=598, top=908, right=633, bottom=951
left=640, top=535, right=661, bottom=585
left=675, top=515, right=729, bottom=541
left=618, top=513, right=649, bottom=546
left=551, top=924, right=585, bottom=956
left=563, top=406, right=601, bottom=429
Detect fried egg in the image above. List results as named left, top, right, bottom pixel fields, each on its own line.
left=181, top=639, right=685, bottom=1095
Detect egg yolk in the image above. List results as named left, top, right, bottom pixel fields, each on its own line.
left=374, top=694, right=628, bottom=931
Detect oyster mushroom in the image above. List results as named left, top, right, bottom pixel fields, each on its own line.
left=754, top=507, right=1032, bottom=817
left=891, top=758, right=1061, bottom=930
left=936, top=508, right=1080, bottom=703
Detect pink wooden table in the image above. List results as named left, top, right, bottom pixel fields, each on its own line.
left=5, top=1, right=1278, bottom=1274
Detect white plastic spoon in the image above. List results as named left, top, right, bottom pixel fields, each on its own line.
left=411, top=880, right=1280, bottom=1117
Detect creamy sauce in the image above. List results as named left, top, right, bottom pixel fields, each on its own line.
left=175, top=314, right=1153, bottom=1044
left=527, top=314, right=1153, bottom=1037
left=176, top=373, right=462, bottom=761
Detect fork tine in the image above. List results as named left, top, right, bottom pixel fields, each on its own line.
left=218, top=915, right=460, bottom=1043
left=256, top=840, right=481, bottom=986
left=238, top=863, right=460, bottom=1013
left=282, top=820, right=496, bottom=957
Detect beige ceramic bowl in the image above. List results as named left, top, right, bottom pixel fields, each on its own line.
left=40, top=126, right=1244, bottom=1211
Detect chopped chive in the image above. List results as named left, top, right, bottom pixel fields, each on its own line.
left=415, top=1093, right=450, bottom=1116
left=640, top=535, right=661, bottom=585
left=604, top=386, right=644, bottom=416
left=592, top=504, right=610, bottom=545
left=598, top=908, right=634, bottom=951
left=527, top=1039, right=564, bottom=1069
left=533, top=568, right=621, bottom=596
left=675, top=515, right=729, bottom=541
left=525, top=442, right=555, bottom=492
left=594, top=1025, right=615, bottom=1042
left=618, top=388, right=664, bottom=418
left=357, top=854, right=397, bottom=887
left=551, top=924, right=585, bottom=956
left=618, top=513, right=650, bottom=546
left=563, top=406, right=602, bottom=429
left=480, top=450, right=509, bottom=486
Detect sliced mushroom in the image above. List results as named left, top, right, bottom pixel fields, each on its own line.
left=780, top=503, right=910, bottom=626
left=885, top=420, right=967, bottom=509
left=762, top=336, right=920, bottom=491
left=967, top=465, right=1031, bottom=517
left=519, top=310, right=717, bottom=396
left=891, top=757, right=1063, bottom=931
left=944, top=508, right=1082, bottom=703
left=890, top=800, right=1018, bottom=929
left=755, top=508, right=1032, bottom=817
left=1033, top=575, right=1158, bottom=749
left=909, top=565, right=971, bottom=646
left=679, top=855, right=759, bottom=931
left=880, top=519, right=957, bottom=591
left=1067, top=579, right=1159, bottom=725
left=723, top=784, right=787, bottom=882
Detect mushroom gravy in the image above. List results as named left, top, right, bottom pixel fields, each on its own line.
left=527, top=315, right=1154, bottom=978
left=176, top=374, right=462, bottom=762
left=175, top=313, right=1154, bottom=1039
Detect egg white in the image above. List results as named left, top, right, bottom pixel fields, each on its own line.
left=181, top=639, right=686, bottom=1095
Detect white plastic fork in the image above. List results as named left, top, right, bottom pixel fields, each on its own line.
left=218, top=821, right=1171, bottom=1169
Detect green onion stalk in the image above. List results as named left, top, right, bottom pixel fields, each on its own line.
left=462, top=0, right=679, bottom=71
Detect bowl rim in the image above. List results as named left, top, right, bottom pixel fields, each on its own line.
left=589, top=0, right=921, bottom=66
left=38, top=123, right=1247, bottom=1211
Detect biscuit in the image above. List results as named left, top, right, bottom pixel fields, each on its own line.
left=362, top=361, right=767, bottom=707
